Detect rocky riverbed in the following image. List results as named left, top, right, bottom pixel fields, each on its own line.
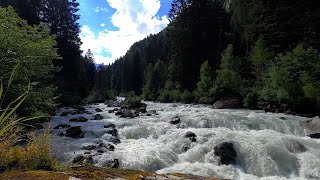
left=38, top=100, right=320, bottom=180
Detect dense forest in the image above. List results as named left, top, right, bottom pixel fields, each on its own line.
left=95, top=0, right=320, bottom=115
left=1, top=0, right=320, bottom=119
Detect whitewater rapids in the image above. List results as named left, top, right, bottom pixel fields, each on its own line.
left=41, top=102, right=320, bottom=180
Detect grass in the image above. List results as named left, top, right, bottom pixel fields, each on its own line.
left=0, top=64, right=58, bottom=173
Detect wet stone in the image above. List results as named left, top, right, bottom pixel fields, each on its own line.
left=69, top=117, right=88, bottom=122
left=95, top=108, right=103, bottom=112
left=53, top=124, right=71, bottom=129
left=104, top=123, right=116, bottom=129
left=170, top=117, right=181, bottom=125
left=94, top=114, right=104, bottom=120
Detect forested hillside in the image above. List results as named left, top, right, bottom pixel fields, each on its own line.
left=99, top=0, right=320, bottom=115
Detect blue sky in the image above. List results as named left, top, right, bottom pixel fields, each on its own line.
left=78, top=0, right=172, bottom=64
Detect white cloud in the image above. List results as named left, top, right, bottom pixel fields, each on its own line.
left=100, top=23, right=106, bottom=27
left=95, top=7, right=109, bottom=13
left=80, top=0, right=169, bottom=64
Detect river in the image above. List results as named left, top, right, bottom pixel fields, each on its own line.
left=40, top=101, right=320, bottom=180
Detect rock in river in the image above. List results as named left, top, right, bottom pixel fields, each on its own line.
left=64, top=126, right=85, bottom=138
left=53, top=124, right=71, bottom=129
left=104, top=123, right=116, bottom=129
left=213, top=96, right=241, bottom=109
left=121, top=109, right=133, bottom=118
left=69, top=117, right=88, bottom=122
left=94, top=114, right=104, bottom=120
left=170, top=117, right=181, bottom=125
left=106, top=128, right=118, bottom=137
left=60, top=112, right=69, bottom=116
left=95, top=108, right=103, bottom=112
left=214, top=142, right=237, bottom=165
left=185, top=131, right=197, bottom=142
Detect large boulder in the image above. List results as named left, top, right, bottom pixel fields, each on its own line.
left=94, top=114, right=104, bottom=120
left=69, top=117, right=88, bottom=122
left=309, top=133, right=320, bottom=139
left=60, top=112, right=69, bottom=116
left=300, top=116, right=320, bottom=139
left=53, top=124, right=71, bottom=129
left=170, top=117, right=181, bottom=125
left=65, top=126, right=85, bottom=138
left=185, top=131, right=197, bottom=142
left=214, top=142, right=237, bottom=165
left=139, top=106, right=147, bottom=113
left=106, top=129, right=118, bottom=137
left=95, top=108, right=103, bottom=112
left=71, top=105, right=86, bottom=112
left=115, top=109, right=123, bottom=116
left=121, top=109, right=133, bottom=118
left=104, top=123, right=116, bottom=129
left=213, top=96, right=241, bottom=109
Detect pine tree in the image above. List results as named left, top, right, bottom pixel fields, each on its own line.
left=196, top=61, right=214, bottom=103
left=212, top=44, right=242, bottom=98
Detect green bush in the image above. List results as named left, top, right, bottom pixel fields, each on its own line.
left=105, top=90, right=116, bottom=100
left=212, top=44, right=242, bottom=99
left=158, top=89, right=171, bottom=103
left=0, top=66, right=58, bottom=172
left=181, top=90, right=194, bottom=104
left=0, top=7, right=58, bottom=118
left=243, top=87, right=260, bottom=109
left=260, top=44, right=320, bottom=113
left=195, top=61, right=214, bottom=103
left=122, top=92, right=143, bottom=108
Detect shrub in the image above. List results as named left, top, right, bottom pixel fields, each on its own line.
left=260, top=44, right=320, bottom=113
left=0, top=132, right=58, bottom=171
left=0, top=65, right=59, bottom=172
left=106, top=90, right=116, bottom=100
left=181, top=90, right=194, bottom=104
left=243, top=87, right=260, bottom=109
left=158, top=89, right=171, bottom=103
left=122, top=92, right=144, bottom=108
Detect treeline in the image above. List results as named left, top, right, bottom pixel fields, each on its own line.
left=101, top=0, right=320, bottom=115
left=0, top=0, right=96, bottom=118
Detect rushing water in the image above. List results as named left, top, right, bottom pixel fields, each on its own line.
left=41, top=102, right=320, bottom=180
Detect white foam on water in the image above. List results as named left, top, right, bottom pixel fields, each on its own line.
left=40, top=102, right=320, bottom=179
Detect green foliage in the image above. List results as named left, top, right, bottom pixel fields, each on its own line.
left=243, top=86, right=260, bottom=109
left=143, top=60, right=167, bottom=100
left=260, top=44, right=320, bottom=112
left=106, top=90, right=116, bottom=100
left=181, top=90, right=194, bottom=104
left=122, top=92, right=143, bottom=109
left=0, top=66, right=57, bottom=172
left=158, top=80, right=181, bottom=103
left=212, top=44, right=242, bottom=98
left=0, top=132, right=58, bottom=172
left=0, top=7, right=58, bottom=118
left=250, top=38, right=273, bottom=77
left=195, top=61, right=214, bottom=103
